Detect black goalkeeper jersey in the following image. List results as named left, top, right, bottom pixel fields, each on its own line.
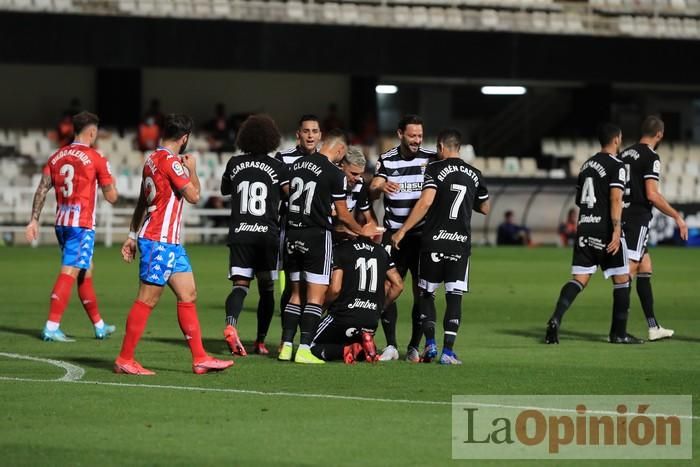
left=286, top=153, right=347, bottom=231
left=575, top=152, right=626, bottom=239
left=221, top=153, right=289, bottom=244
left=420, top=158, right=488, bottom=255
left=620, top=143, right=661, bottom=225
left=329, top=238, right=395, bottom=320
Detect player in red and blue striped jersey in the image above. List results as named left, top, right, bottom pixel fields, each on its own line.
left=26, top=111, right=119, bottom=342
left=115, top=114, right=233, bottom=375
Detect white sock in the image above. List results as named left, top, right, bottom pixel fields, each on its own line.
left=298, top=344, right=310, bottom=350
left=46, top=321, right=59, bottom=331
left=94, top=319, right=105, bottom=328
left=282, top=341, right=293, bottom=347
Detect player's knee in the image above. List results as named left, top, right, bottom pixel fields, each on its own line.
left=178, top=288, right=197, bottom=303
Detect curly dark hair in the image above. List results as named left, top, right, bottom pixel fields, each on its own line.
left=236, top=114, right=281, bottom=155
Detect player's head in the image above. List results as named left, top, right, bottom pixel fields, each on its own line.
left=597, top=122, right=622, bottom=154
left=436, top=128, right=462, bottom=159
left=162, top=114, right=194, bottom=154
left=236, top=114, right=281, bottom=155
left=297, top=114, right=322, bottom=154
left=640, top=115, right=664, bottom=148
left=319, top=128, right=348, bottom=163
left=72, top=111, right=99, bottom=145
left=341, top=146, right=366, bottom=188
left=397, top=114, right=423, bottom=155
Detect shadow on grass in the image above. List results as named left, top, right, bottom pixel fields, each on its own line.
left=0, top=325, right=43, bottom=340
left=497, top=327, right=606, bottom=343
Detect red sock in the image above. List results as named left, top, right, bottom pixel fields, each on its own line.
left=48, top=273, right=76, bottom=323
left=119, top=301, right=153, bottom=361
left=177, top=302, right=207, bottom=360
left=78, top=277, right=101, bottom=325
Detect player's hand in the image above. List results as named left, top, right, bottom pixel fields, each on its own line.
left=335, top=224, right=357, bottom=238
left=181, top=153, right=197, bottom=172
left=606, top=229, right=621, bottom=255
left=25, top=220, right=38, bottom=242
left=360, top=223, right=384, bottom=239
left=383, top=181, right=400, bottom=194
left=391, top=230, right=405, bottom=250
left=121, top=238, right=137, bottom=263
left=676, top=216, right=688, bottom=241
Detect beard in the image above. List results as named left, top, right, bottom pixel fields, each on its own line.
left=179, top=135, right=190, bottom=154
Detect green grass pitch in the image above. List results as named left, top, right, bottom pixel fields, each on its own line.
left=0, top=245, right=698, bottom=466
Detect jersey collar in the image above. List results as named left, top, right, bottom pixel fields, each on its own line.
left=157, top=146, right=176, bottom=157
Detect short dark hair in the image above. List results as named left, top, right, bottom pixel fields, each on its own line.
left=641, top=115, right=664, bottom=138
left=398, top=114, right=423, bottom=132
left=162, top=114, right=194, bottom=141
left=323, top=128, right=348, bottom=146
left=236, top=114, right=281, bottom=154
left=72, top=111, right=99, bottom=135
left=437, top=128, right=462, bottom=151
left=597, top=122, right=621, bottom=147
left=298, top=114, right=321, bottom=128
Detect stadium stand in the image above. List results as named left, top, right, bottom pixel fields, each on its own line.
left=1, top=0, right=699, bottom=39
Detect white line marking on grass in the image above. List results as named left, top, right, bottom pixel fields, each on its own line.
left=0, top=353, right=697, bottom=420
left=0, top=352, right=85, bottom=381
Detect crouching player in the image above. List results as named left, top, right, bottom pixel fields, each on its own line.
left=311, top=236, right=403, bottom=363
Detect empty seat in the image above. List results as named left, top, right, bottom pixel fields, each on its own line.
left=503, top=157, right=520, bottom=175
left=287, top=1, right=305, bottom=21
left=480, top=9, right=499, bottom=29
left=428, top=7, right=447, bottom=28
left=323, top=2, right=340, bottom=22
left=340, top=3, right=359, bottom=24
left=212, top=0, right=230, bottom=16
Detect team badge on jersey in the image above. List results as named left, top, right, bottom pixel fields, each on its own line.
left=653, top=160, right=660, bottom=174
left=172, top=160, right=185, bottom=177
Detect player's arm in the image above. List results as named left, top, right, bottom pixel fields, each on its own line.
left=476, top=199, right=491, bottom=215
left=384, top=267, right=404, bottom=308
left=101, top=184, right=118, bottom=204
left=180, top=154, right=200, bottom=204
left=324, top=268, right=344, bottom=309
left=607, top=186, right=624, bottom=255
left=334, top=199, right=374, bottom=236
left=368, top=159, right=399, bottom=201
left=645, top=179, right=688, bottom=240
left=220, top=158, right=233, bottom=196
left=25, top=173, right=53, bottom=241
left=121, top=188, right=148, bottom=263
left=391, top=187, right=436, bottom=250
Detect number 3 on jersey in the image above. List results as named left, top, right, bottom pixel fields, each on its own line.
left=59, top=164, right=75, bottom=197
left=288, top=177, right=317, bottom=215
left=580, top=177, right=597, bottom=208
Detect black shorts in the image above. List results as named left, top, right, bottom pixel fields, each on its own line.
left=418, top=250, right=470, bottom=294
left=622, top=222, right=649, bottom=262
left=311, top=314, right=378, bottom=345
left=382, top=231, right=420, bottom=279
left=228, top=241, right=279, bottom=280
left=571, top=234, right=629, bottom=279
left=284, top=227, right=333, bottom=285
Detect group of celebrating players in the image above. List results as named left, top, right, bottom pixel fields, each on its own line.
left=25, top=110, right=686, bottom=375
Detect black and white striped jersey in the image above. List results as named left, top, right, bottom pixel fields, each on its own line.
left=374, top=146, right=436, bottom=233
left=347, top=178, right=370, bottom=213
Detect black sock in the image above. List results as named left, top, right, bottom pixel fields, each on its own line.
left=551, top=280, right=584, bottom=324
left=280, top=278, right=292, bottom=330
left=419, top=290, right=437, bottom=342
left=408, top=302, right=423, bottom=348
left=381, top=303, right=398, bottom=348
left=310, top=343, right=344, bottom=361
left=282, top=303, right=301, bottom=343
left=256, top=279, right=275, bottom=342
left=636, top=273, right=657, bottom=328
left=443, top=292, right=462, bottom=351
left=300, top=303, right=323, bottom=345
left=225, top=285, right=249, bottom=326
left=611, top=281, right=631, bottom=337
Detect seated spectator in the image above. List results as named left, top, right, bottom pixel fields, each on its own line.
left=558, top=208, right=578, bottom=247
left=205, top=103, right=237, bottom=153
left=137, top=115, right=161, bottom=152
left=496, top=210, right=530, bottom=246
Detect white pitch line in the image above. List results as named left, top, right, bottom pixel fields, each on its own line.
left=0, top=352, right=85, bottom=381
left=0, top=353, right=697, bottom=420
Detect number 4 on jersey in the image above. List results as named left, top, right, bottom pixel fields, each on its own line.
left=580, top=177, right=597, bottom=208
